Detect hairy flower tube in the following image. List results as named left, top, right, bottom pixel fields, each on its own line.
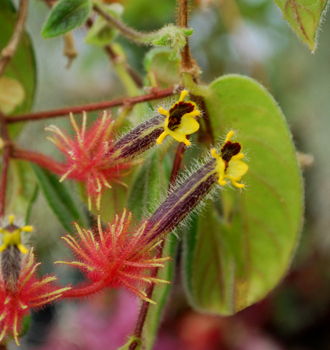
left=146, top=130, right=248, bottom=240
left=58, top=210, right=169, bottom=303
left=156, top=89, right=201, bottom=146
left=0, top=216, right=69, bottom=345
left=46, top=112, right=133, bottom=209
left=110, top=89, right=201, bottom=161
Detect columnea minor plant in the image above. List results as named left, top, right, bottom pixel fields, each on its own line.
left=0, top=0, right=308, bottom=348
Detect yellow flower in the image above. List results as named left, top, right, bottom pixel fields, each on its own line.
left=0, top=215, right=32, bottom=254
left=156, top=90, right=201, bottom=146
left=211, top=130, right=248, bottom=188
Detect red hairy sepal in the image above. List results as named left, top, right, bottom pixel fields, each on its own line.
left=58, top=210, right=170, bottom=303
left=46, top=112, right=133, bottom=209
left=0, top=250, right=69, bottom=345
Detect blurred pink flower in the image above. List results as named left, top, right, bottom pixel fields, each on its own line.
left=40, top=289, right=139, bottom=350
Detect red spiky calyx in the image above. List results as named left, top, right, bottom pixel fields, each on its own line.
left=58, top=210, right=169, bottom=303
left=46, top=112, right=133, bottom=209
left=0, top=250, right=69, bottom=345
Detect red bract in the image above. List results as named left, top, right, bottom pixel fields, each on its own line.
left=58, top=210, right=169, bottom=303
left=0, top=250, right=69, bottom=345
left=46, top=112, right=132, bottom=209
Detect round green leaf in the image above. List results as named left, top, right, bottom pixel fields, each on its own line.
left=42, top=0, right=92, bottom=38
left=183, top=75, right=303, bottom=315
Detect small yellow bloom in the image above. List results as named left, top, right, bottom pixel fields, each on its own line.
left=156, top=90, right=201, bottom=146
left=211, top=130, right=248, bottom=188
left=0, top=215, right=32, bottom=254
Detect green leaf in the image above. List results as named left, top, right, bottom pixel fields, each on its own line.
left=128, top=152, right=177, bottom=349
left=7, top=161, right=38, bottom=223
left=274, top=0, right=328, bottom=51
left=32, top=165, right=87, bottom=231
left=85, top=4, right=123, bottom=46
left=183, top=75, right=303, bottom=315
left=42, top=0, right=92, bottom=38
left=128, top=151, right=168, bottom=217
left=0, top=76, right=25, bottom=114
left=144, top=48, right=180, bottom=87
left=148, top=25, right=193, bottom=53
left=0, top=0, right=36, bottom=116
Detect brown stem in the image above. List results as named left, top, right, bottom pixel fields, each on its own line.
left=170, top=142, right=187, bottom=183
left=0, top=113, right=12, bottom=217
left=6, top=87, right=176, bottom=124
left=63, top=33, right=77, bottom=69
left=0, top=343, right=8, bottom=350
left=177, top=0, right=195, bottom=72
left=191, top=95, right=214, bottom=145
left=0, top=0, right=29, bottom=76
left=129, top=143, right=187, bottom=350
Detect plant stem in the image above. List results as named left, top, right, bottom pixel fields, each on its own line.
left=11, top=148, right=63, bottom=174
left=0, top=0, right=29, bottom=76
left=0, top=113, right=12, bottom=217
left=6, top=87, right=176, bottom=124
left=129, top=143, right=187, bottom=350
left=63, top=33, right=77, bottom=69
left=170, top=142, right=187, bottom=183
left=191, top=95, right=214, bottom=145
left=104, top=45, right=143, bottom=91
left=177, top=0, right=195, bottom=72
left=93, top=4, right=147, bottom=44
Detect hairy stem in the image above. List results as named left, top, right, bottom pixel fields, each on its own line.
left=129, top=143, right=188, bottom=350
left=93, top=4, right=149, bottom=44
left=177, top=0, right=195, bottom=72
left=0, top=0, right=29, bottom=76
left=6, top=87, right=176, bottom=124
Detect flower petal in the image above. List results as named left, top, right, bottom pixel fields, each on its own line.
left=168, top=130, right=191, bottom=145
left=226, top=159, right=248, bottom=179
left=176, top=115, right=200, bottom=135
